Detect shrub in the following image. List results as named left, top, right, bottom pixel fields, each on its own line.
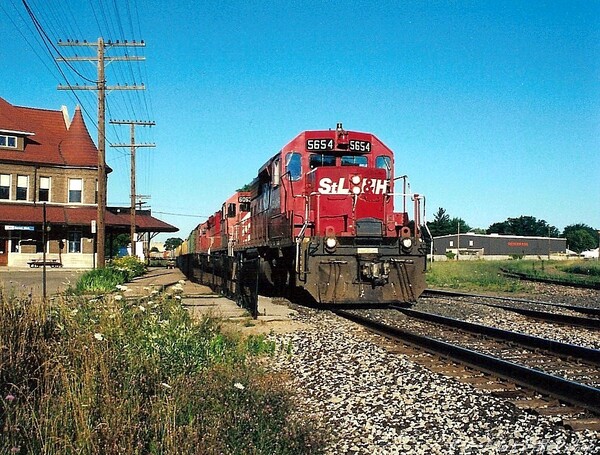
left=0, top=292, right=324, bottom=454
left=72, top=257, right=146, bottom=294
left=111, top=256, right=146, bottom=280
left=72, top=267, right=128, bottom=294
left=562, top=262, right=600, bottom=277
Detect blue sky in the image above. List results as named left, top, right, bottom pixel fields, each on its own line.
left=1, top=1, right=599, bottom=241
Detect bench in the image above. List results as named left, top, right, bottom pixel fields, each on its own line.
left=27, top=259, right=63, bottom=268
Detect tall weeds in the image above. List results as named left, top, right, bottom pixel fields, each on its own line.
left=0, top=291, right=324, bottom=454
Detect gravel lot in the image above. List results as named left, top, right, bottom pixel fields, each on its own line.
left=267, top=306, right=599, bottom=454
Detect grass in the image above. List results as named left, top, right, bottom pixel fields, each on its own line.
left=502, top=259, right=600, bottom=287
left=0, top=290, right=325, bottom=454
left=426, top=259, right=600, bottom=293
left=426, top=260, right=533, bottom=293
left=71, top=256, right=147, bottom=294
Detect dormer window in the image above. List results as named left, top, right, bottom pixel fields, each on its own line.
left=0, top=135, right=17, bottom=148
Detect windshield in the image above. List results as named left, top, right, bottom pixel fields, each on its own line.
left=309, top=154, right=336, bottom=169
left=341, top=155, right=368, bottom=167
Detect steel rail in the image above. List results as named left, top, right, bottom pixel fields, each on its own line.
left=472, top=302, right=599, bottom=329
left=422, top=290, right=599, bottom=329
left=500, top=268, right=600, bottom=290
left=424, top=288, right=600, bottom=318
left=335, top=309, right=600, bottom=415
left=394, top=307, right=600, bottom=364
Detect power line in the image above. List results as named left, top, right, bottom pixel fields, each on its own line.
left=153, top=211, right=210, bottom=219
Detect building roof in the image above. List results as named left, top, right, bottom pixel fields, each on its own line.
left=433, top=233, right=565, bottom=241
left=0, top=97, right=99, bottom=168
left=108, top=209, right=179, bottom=233
left=0, top=203, right=178, bottom=233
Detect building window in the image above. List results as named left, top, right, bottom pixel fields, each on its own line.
left=68, top=178, right=82, bottom=203
left=0, top=135, right=17, bottom=148
left=16, top=175, right=28, bottom=201
left=0, top=174, right=9, bottom=199
left=449, top=240, right=454, bottom=247
left=469, top=240, right=474, bottom=247
left=68, top=230, right=82, bottom=253
left=39, top=177, right=50, bottom=202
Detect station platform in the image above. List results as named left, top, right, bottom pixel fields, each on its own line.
left=121, top=267, right=305, bottom=335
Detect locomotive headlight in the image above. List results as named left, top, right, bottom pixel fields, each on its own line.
left=351, top=174, right=362, bottom=185
left=401, top=237, right=413, bottom=250
left=325, top=236, right=337, bottom=252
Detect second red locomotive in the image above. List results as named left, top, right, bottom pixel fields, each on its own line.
left=179, top=123, right=428, bottom=305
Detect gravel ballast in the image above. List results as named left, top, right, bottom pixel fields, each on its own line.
left=267, top=307, right=599, bottom=454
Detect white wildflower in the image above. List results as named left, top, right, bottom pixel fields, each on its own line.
left=151, top=290, right=159, bottom=295
left=138, top=305, right=146, bottom=312
left=94, top=333, right=104, bottom=341
left=161, top=382, right=172, bottom=389
left=178, top=280, right=185, bottom=285
left=120, top=285, right=128, bottom=291
left=175, top=295, right=181, bottom=300
left=234, top=382, right=245, bottom=390
left=70, top=309, right=78, bottom=316
left=114, top=295, right=123, bottom=301
left=116, top=284, right=123, bottom=290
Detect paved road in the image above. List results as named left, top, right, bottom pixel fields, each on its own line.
left=0, top=268, right=85, bottom=298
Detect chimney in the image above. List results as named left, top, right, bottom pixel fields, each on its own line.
left=61, top=105, right=71, bottom=129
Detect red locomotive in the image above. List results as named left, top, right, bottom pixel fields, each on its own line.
left=179, top=124, right=428, bottom=305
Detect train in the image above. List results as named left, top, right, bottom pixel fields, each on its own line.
left=177, top=123, right=429, bottom=305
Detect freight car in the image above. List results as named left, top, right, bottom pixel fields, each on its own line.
left=178, top=124, right=429, bottom=305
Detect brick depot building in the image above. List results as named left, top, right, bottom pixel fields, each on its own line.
left=0, top=97, right=176, bottom=268
left=432, top=233, right=567, bottom=260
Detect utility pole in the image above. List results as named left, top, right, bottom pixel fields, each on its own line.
left=57, top=38, right=146, bottom=268
left=110, top=120, right=155, bottom=257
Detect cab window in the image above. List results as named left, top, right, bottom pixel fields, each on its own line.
left=341, top=156, right=368, bottom=167
left=285, top=152, right=302, bottom=181
left=227, top=203, right=236, bottom=218
left=376, top=156, right=392, bottom=179
left=309, top=154, right=335, bottom=169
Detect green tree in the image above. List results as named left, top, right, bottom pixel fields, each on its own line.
left=427, top=208, right=471, bottom=237
left=164, top=237, right=183, bottom=251
left=563, top=223, right=599, bottom=253
left=106, top=233, right=130, bottom=258
left=428, top=208, right=451, bottom=237
left=487, top=216, right=559, bottom=237
left=470, top=227, right=487, bottom=234
left=449, top=217, right=471, bottom=235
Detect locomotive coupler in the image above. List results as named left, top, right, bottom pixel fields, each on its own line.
left=360, top=259, right=390, bottom=286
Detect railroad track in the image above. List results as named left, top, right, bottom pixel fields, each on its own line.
left=423, top=289, right=600, bottom=329
left=334, top=307, right=600, bottom=431
left=500, top=268, right=600, bottom=290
